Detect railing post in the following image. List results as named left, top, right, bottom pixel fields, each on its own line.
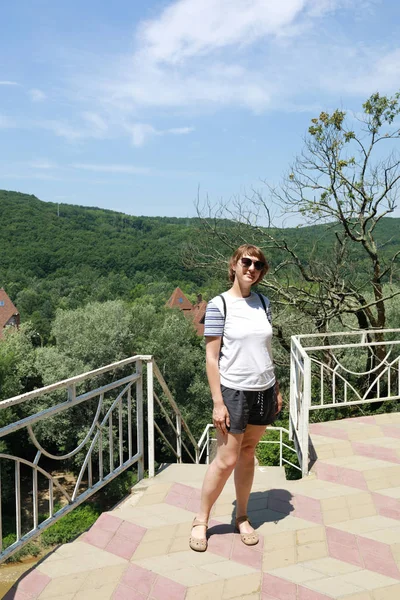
left=289, top=340, right=295, bottom=441
left=279, top=428, right=283, bottom=467
left=147, top=359, right=155, bottom=478
left=136, top=360, right=144, bottom=482
left=176, top=414, right=182, bottom=463
left=206, top=428, right=210, bottom=464
left=302, top=355, right=311, bottom=476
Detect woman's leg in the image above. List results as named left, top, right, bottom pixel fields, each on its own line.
left=191, top=430, right=243, bottom=540
left=234, top=424, right=266, bottom=534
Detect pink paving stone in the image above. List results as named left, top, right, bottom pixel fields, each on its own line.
left=82, top=525, right=114, bottom=549
left=382, top=425, right=400, bottom=439
left=292, top=506, right=323, bottom=524
left=185, top=496, right=201, bottom=513
left=309, top=424, right=348, bottom=440
left=326, top=527, right=356, bottom=548
left=372, top=492, right=400, bottom=512
left=117, top=520, right=146, bottom=542
left=261, top=596, right=280, bottom=600
left=262, top=574, right=297, bottom=600
left=314, top=462, right=341, bottom=483
left=106, top=533, right=139, bottom=559
left=164, top=490, right=190, bottom=509
left=121, top=563, right=157, bottom=596
left=362, top=552, right=400, bottom=579
left=327, top=541, right=363, bottom=567
left=292, top=495, right=323, bottom=524
left=298, top=585, right=334, bottom=600
left=95, top=512, right=124, bottom=533
left=151, top=575, right=186, bottom=600
left=378, top=508, right=400, bottom=520
left=113, top=583, right=147, bottom=600
left=352, top=442, right=400, bottom=463
left=356, top=535, right=393, bottom=560
left=231, top=537, right=263, bottom=570
left=207, top=532, right=234, bottom=558
left=169, top=482, right=195, bottom=497
left=339, top=467, right=368, bottom=490
left=14, top=570, right=51, bottom=596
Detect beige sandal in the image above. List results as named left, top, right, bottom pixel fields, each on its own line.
left=235, top=515, right=259, bottom=546
left=189, top=518, right=208, bottom=552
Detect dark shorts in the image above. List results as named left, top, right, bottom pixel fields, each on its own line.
left=221, top=384, right=277, bottom=434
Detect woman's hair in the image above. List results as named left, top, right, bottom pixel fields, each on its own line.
left=228, top=244, right=269, bottom=283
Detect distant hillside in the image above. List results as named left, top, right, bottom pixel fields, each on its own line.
left=1, top=189, right=399, bottom=340
left=0, top=189, right=205, bottom=284
left=2, top=190, right=399, bottom=281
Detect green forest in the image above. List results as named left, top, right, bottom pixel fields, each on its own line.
left=1, top=178, right=400, bottom=561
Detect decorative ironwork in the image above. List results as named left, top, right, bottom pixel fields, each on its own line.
left=289, top=329, right=400, bottom=477
left=0, top=355, right=197, bottom=563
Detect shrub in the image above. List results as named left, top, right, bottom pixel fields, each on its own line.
left=3, top=534, right=41, bottom=563
left=41, top=504, right=99, bottom=547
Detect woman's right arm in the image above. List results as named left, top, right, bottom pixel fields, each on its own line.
left=205, top=337, right=230, bottom=435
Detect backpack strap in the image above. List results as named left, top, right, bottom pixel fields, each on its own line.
left=256, top=292, right=271, bottom=324
left=256, top=292, right=266, bottom=312
left=219, top=294, right=227, bottom=318
left=218, top=294, right=226, bottom=353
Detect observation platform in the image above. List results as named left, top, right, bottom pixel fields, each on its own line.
left=3, top=412, right=400, bottom=600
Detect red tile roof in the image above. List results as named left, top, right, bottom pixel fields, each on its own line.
left=0, top=288, right=20, bottom=338
left=166, top=287, right=193, bottom=311
left=166, top=288, right=207, bottom=335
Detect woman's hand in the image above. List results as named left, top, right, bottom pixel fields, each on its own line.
left=213, top=402, right=230, bottom=435
left=275, top=390, right=283, bottom=415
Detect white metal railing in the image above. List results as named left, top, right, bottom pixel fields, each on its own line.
left=289, top=329, right=400, bottom=477
left=0, top=355, right=198, bottom=563
left=197, top=424, right=300, bottom=472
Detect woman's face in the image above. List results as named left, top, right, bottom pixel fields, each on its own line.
left=234, top=254, right=264, bottom=286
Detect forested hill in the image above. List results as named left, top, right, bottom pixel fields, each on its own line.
left=1, top=189, right=400, bottom=340
left=0, top=189, right=204, bottom=284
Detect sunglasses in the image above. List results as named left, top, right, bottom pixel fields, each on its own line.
left=240, top=257, right=265, bottom=271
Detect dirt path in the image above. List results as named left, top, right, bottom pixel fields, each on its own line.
left=0, top=552, right=49, bottom=597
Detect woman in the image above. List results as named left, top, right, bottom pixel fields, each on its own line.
left=189, top=244, right=282, bottom=552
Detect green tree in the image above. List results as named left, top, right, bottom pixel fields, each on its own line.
left=197, top=92, right=400, bottom=339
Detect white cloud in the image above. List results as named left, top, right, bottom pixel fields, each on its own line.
left=0, top=80, right=19, bottom=86
left=167, top=126, right=194, bottom=135
left=88, top=0, right=380, bottom=118
left=27, top=159, right=55, bottom=169
left=127, top=122, right=194, bottom=146
left=322, top=48, right=400, bottom=96
left=129, top=123, right=157, bottom=146
left=29, top=88, right=46, bottom=102
left=39, top=113, right=110, bottom=142
left=135, top=0, right=353, bottom=65
left=71, top=163, right=151, bottom=175
left=81, top=111, right=108, bottom=135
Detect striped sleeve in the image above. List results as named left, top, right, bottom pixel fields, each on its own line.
left=204, top=300, right=224, bottom=337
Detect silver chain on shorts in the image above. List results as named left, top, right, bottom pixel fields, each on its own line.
left=257, top=390, right=264, bottom=416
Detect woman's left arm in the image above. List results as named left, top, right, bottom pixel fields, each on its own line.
left=275, top=380, right=283, bottom=415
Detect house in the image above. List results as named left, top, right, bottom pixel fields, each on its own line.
left=166, top=287, right=207, bottom=335
left=0, top=289, right=20, bottom=339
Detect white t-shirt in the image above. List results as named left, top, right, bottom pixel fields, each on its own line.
left=204, top=291, right=276, bottom=391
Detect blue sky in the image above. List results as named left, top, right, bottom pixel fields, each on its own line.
left=1, top=0, right=400, bottom=220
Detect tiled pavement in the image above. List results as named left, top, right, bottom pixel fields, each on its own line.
left=4, top=412, right=400, bottom=600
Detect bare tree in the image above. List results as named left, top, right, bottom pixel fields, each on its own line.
left=194, top=92, right=400, bottom=347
